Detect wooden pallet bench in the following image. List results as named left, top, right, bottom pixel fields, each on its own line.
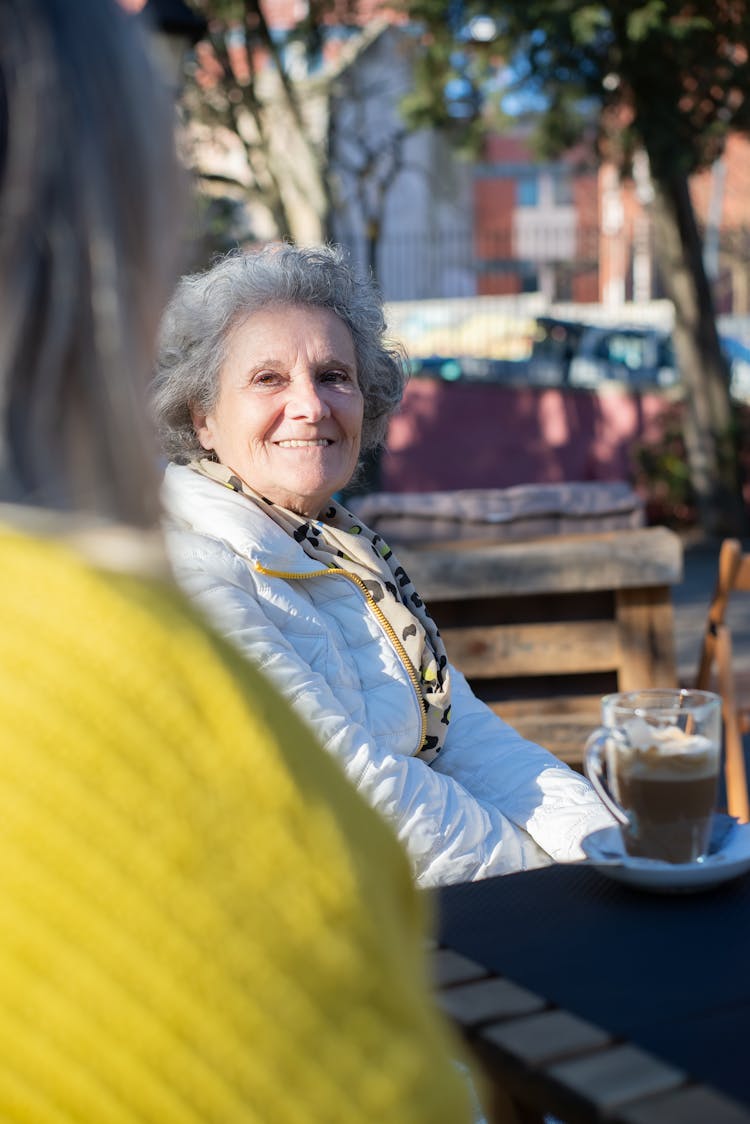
left=397, top=526, right=683, bottom=767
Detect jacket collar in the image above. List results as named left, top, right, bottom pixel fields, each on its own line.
left=161, top=463, right=325, bottom=574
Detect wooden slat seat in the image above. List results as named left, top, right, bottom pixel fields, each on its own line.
left=397, top=526, right=683, bottom=767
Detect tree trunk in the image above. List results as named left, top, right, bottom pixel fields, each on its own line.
left=649, top=171, right=746, bottom=537
left=366, top=218, right=380, bottom=283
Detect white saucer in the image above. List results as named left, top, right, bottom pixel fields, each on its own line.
left=581, top=820, right=750, bottom=893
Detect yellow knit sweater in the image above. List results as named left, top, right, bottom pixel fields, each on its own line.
left=0, top=522, right=473, bottom=1124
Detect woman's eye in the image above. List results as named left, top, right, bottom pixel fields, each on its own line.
left=252, top=371, right=282, bottom=387
left=320, top=369, right=351, bottom=384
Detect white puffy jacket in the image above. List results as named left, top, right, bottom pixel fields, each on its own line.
left=162, top=464, right=613, bottom=887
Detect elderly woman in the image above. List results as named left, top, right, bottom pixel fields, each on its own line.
left=154, top=243, right=612, bottom=887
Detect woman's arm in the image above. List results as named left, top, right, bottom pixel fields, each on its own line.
left=169, top=533, right=553, bottom=886
left=433, top=668, right=615, bottom=861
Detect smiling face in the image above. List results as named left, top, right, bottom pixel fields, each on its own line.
left=191, top=304, right=364, bottom=517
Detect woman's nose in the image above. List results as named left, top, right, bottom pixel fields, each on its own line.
left=287, top=375, right=331, bottom=419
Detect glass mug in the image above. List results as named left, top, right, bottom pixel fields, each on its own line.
left=584, top=689, right=722, bottom=863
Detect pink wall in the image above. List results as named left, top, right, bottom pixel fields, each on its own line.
left=380, top=380, right=672, bottom=492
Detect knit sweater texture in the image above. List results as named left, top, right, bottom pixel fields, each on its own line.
left=0, top=522, right=473, bottom=1124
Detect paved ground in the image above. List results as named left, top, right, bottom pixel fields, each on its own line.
left=672, top=539, right=750, bottom=689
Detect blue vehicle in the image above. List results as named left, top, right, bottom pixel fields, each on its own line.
left=720, top=335, right=750, bottom=402
left=567, top=325, right=678, bottom=389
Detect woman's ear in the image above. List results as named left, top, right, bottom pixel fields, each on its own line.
left=189, top=402, right=214, bottom=452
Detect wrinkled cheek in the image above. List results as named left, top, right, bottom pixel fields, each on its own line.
left=343, top=440, right=360, bottom=469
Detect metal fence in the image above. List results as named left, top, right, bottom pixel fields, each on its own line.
left=336, top=225, right=750, bottom=317
left=337, top=227, right=602, bottom=304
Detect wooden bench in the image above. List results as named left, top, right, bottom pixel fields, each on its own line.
left=396, top=526, right=683, bottom=768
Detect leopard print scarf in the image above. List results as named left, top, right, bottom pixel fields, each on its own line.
left=191, top=459, right=452, bottom=761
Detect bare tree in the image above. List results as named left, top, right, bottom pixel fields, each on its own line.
left=182, top=1, right=398, bottom=250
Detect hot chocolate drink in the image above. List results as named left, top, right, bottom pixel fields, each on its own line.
left=610, top=718, right=720, bottom=863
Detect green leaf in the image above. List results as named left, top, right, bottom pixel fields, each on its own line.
left=570, top=5, right=610, bottom=45
left=625, top=2, right=666, bottom=43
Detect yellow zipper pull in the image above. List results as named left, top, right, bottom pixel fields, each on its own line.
left=254, top=561, right=428, bottom=754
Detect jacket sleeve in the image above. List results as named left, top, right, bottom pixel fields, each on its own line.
left=433, top=668, right=616, bottom=862
left=167, top=534, right=558, bottom=887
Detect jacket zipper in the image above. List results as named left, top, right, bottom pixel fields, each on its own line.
left=255, top=561, right=428, bottom=753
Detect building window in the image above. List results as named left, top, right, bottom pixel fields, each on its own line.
left=520, top=266, right=538, bottom=292
left=553, top=173, right=574, bottom=206
left=517, top=174, right=539, bottom=207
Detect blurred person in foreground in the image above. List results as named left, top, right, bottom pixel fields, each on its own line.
left=0, top=1, right=481, bottom=1120
left=154, top=244, right=614, bottom=888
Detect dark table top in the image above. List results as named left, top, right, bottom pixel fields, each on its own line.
left=436, top=861, right=750, bottom=1108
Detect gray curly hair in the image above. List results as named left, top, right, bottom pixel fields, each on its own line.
left=152, top=243, right=408, bottom=462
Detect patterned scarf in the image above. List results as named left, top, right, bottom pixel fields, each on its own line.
left=191, top=459, right=452, bottom=761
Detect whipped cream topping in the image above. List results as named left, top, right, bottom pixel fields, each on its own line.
left=613, top=717, right=719, bottom=778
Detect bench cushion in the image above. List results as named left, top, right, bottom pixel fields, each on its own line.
left=349, top=482, right=645, bottom=544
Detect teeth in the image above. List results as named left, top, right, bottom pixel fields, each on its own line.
left=277, top=439, right=331, bottom=448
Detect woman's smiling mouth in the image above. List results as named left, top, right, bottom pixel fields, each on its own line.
left=275, top=438, right=333, bottom=448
